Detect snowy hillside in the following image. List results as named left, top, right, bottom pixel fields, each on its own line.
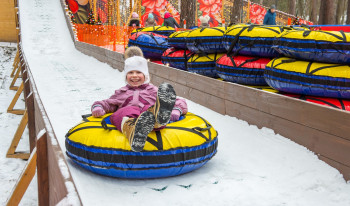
left=1, top=0, right=349, bottom=205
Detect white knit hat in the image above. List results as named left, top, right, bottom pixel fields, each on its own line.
left=124, top=56, right=150, bottom=85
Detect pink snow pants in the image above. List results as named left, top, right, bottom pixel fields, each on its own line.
left=110, top=106, right=166, bottom=132
left=110, top=106, right=148, bottom=131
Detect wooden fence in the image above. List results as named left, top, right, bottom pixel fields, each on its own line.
left=6, top=0, right=82, bottom=205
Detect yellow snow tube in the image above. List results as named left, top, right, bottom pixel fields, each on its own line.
left=131, top=26, right=175, bottom=36
left=66, top=112, right=217, bottom=151
left=273, top=29, right=350, bottom=63
left=264, top=57, right=350, bottom=99
left=223, top=24, right=286, bottom=57
left=186, top=27, right=227, bottom=53
left=65, top=112, right=218, bottom=179
left=168, top=30, right=191, bottom=49
left=187, top=53, right=225, bottom=77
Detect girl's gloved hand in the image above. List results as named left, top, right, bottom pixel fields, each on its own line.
left=92, top=107, right=105, bottom=117
left=170, top=110, right=181, bottom=122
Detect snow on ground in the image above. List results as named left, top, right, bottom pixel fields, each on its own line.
left=0, top=43, right=38, bottom=205
left=5, top=0, right=349, bottom=205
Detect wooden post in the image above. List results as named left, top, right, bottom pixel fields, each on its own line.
left=7, top=81, right=25, bottom=115
left=6, top=148, right=37, bottom=206
left=9, top=61, right=22, bottom=90
left=6, top=110, right=30, bottom=160
left=11, top=51, right=19, bottom=78
left=26, top=92, right=36, bottom=152
left=36, top=132, right=49, bottom=206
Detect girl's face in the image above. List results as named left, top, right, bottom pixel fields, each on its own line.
left=126, top=70, right=145, bottom=87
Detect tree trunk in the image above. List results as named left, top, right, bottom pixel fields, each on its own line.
left=310, top=0, right=318, bottom=23
left=180, top=0, right=196, bottom=28
left=318, top=0, right=327, bottom=24
left=230, top=0, right=244, bottom=24
left=289, top=0, right=296, bottom=16
left=324, top=0, right=336, bottom=24
left=347, top=0, right=350, bottom=24
left=336, top=0, right=345, bottom=24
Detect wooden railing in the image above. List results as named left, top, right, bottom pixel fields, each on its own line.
left=6, top=1, right=82, bottom=205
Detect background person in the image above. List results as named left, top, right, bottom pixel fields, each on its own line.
left=145, top=13, right=157, bottom=27
left=263, top=5, right=276, bottom=25
left=163, top=12, right=180, bottom=28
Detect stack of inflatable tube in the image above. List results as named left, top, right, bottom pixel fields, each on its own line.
left=216, top=55, right=271, bottom=85
left=188, top=53, right=225, bottom=77
left=284, top=94, right=350, bottom=111
left=128, top=32, right=169, bottom=60
left=273, top=29, right=350, bottom=64
left=222, top=24, right=285, bottom=58
left=168, top=30, right=191, bottom=49
left=65, top=113, right=218, bottom=179
left=161, top=48, right=194, bottom=71
left=131, top=26, right=176, bottom=36
left=264, top=57, right=350, bottom=99
left=186, top=27, right=227, bottom=53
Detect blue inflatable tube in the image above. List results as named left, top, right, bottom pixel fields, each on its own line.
left=128, top=32, right=169, bottom=60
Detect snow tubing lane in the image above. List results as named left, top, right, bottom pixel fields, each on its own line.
left=128, top=32, right=169, bottom=60
left=273, top=29, right=350, bottom=64
left=222, top=24, right=285, bottom=58
left=131, top=26, right=176, bottom=36
left=65, top=113, right=218, bottom=179
left=264, top=57, right=350, bottom=99
left=216, top=55, right=271, bottom=85
left=168, top=30, right=191, bottom=49
left=161, top=48, right=194, bottom=71
left=187, top=53, right=225, bottom=78
left=186, top=27, right=227, bottom=54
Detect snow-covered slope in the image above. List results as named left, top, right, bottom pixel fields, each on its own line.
left=15, top=0, right=350, bottom=205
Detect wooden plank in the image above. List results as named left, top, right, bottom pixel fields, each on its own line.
left=189, top=88, right=226, bottom=114
left=6, top=110, right=29, bottom=159
left=151, top=74, right=191, bottom=100
left=257, top=90, right=350, bottom=141
left=166, top=66, right=189, bottom=86
left=9, top=63, right=21, bottom=90
left=26, top=93, right=37, bottom=152
left=148, top=62, right=170, bottom=79
left=48, top=136, right=68, bottom=205
left=11, top=52, right=19, bottom=77
left=225, top=100, right=350, bottom=172
left=319, top=156, right=350, bottom=181
left=37, top=132, right=49, bottom=206
left=222, top=81, right=350, bottom=141
left=34, top=98, right=46, bottom=135
left=6, top=149, right=37, bottom=206
left=7, top=81, right=24, bottom=114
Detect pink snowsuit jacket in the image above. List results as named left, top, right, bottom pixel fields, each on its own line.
left=92, top=83, right=188, bottom=116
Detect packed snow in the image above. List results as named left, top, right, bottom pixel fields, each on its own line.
left=1, top=0, right=349, bottom=205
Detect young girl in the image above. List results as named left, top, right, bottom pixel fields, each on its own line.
left=91, top=48, right=187, bottom=152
